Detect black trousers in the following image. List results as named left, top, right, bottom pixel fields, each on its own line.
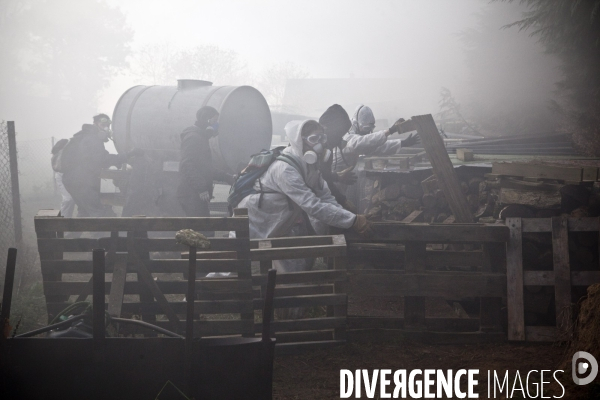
left=62, top=176, right=115, bottom=217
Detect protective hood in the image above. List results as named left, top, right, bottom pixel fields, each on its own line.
left=319, top=104, right=351, bottom=145
left=284, top=119, right=314, bottom=158
left=350, top=104, right=375, bottom=135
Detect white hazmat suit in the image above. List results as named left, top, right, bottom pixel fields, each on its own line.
left=332, top=105, right=403, bottom=173
left=238, top=120, right=356, bottom=274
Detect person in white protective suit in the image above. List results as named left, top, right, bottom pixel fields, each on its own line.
left=238, top=119, right=371, bottom=272
left=332, top=104, right=419, bottom=173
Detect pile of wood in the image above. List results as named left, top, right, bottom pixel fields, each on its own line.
left=365, top=171, right=484, bottom=223
left=481, top=162, right=600, bottom=221
left=365, top=161, right=600, bottom=224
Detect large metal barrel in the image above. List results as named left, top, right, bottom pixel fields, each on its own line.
left=112, top=80, right=272, bottom=173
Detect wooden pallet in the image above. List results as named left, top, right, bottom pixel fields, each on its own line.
left=506, top=216, right=600, bottom=341
left=35, top=209, right=349, bottom=351
left=344, top=222, right=509, bottom=337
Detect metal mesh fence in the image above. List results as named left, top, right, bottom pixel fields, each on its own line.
left=17, top=137, right=55, bottom=199
left=0, top=121, right=15, bottom=255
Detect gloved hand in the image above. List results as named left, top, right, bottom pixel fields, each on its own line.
left=337, top=166, right=357, bottom=185
left=127, top=148, right=145, bottom=158
left=199, top=191, right=210, bottom=202
left=387, top=118, right=406, bottom=135
left=401, top=133, right=421, bottom=148
left=342, top=199, right=357, bottom=213
left=352, top=214, right=373, bottom=236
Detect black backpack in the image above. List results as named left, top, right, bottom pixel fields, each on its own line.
left=227, top=146, right=304, bottom=209
left=56, top=135, right=85, bottom=173
left=50, top=139, right=69, bottom=172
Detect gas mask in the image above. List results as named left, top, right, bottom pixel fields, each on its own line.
left=302, top=132, right=327, bottom=164
left=359, top=125, right=374, bottom=135
left=206, top=121, right=219, bottom=137
left=98, top=125, right=112, bottom=142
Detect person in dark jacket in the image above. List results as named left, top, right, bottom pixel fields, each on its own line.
left=61, top=114, right=142, bottom=217
left=177, top=106, right=234, bottom=217
left=318, top=104, right=358, bottom=212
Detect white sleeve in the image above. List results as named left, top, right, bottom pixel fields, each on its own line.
left=343, top=131, right=388, bottom=156
left=372, top=138, right=403, bottom=155
left=273, top=164, right=356, bottom=229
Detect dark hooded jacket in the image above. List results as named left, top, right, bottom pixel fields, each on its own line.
left=318, top=105, right=352, bottom=205
left=177, top=125, right=232, bottom=200
left=62, top=124, right=127, bottom=187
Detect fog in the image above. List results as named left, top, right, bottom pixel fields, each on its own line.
left=0, top=0, right=560, bottom=140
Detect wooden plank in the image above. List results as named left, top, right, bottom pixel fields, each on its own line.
left=499, top=188, right=561, bottom=209
left=255, top=284, right=333, bottom=300
left=552, top=216, right=572, bottom=341
left=456, top=148, right=474, bottom=161
left=274, top=340, right=345, bottom=355
left=147, top=319, right=244, bottom=336
left=251, top=244, right=346, bottom=261
left=568, top=217, right=599, bottom=232
left=37, top=224, right=67, bottom=321
left=525, top=326, right=557, bottom=342
left=349, top=272, right=506, bottom=298
left=492, top=162, right=582, bottom=182
left=34, top=216, right=250, bottom=233
left=120, top=300, right=254, bottom=315
left=404, top=242, right=426, bottom=330
left=252, top=235, right=336, bottom=249
left=401, top=210, right=424, bottom=224
left=107, top=260, right=127, bottom=317
left=333, top=255, right=348, bottom=340
left=232, top=215, right=254, bottom=338
left=126, top=248, right=180, bottom=330
left=43, top=279, right=253, bottom=296
left=255, top=294, right=347, bottom=309
left=273, top=330, right=333, bottom=344
left=258, top=317, right=345, bottom=334
left=347, top=316, right=480, bottom=332
left=480, top=242, right=505, bottom=332
left=147, top=259, right=249, bottom=274
left=347, top=247, right=484, bottom=267
left=346, top=223, right=510, bottom=243
left=181, top=251, right=238, bottom=260
left=412, top=114, right=474, bottom=223
left=347, top=330, right=506, bottom=345
left=252, top=270, right=346, bottom=285
left=582, top=167, right=597, bottom=181
left=36, top=209, right=61, bottom=217
left=519, top=217, right=600, bottom=233
left=506, top=217, right=525, bottom=341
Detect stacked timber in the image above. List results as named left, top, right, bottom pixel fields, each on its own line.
left=365, top=171, right=485, bottom=223
left=365, top=160, right=600, bottom=224
left=445, top=133, right=579, bottom=156
left=480, top=162, right=600, bottom=221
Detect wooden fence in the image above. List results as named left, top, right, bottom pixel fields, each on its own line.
left=506, top=216, right=600, bottom=342
left=35, top=210, right=600, bottom=348
left=251, top=234, right=348, bottom=352
left=35, top=210, right=255, bottom=338
left=35, top=209, right=348, bottom=352
left=344, top=221, right=510, bottom=342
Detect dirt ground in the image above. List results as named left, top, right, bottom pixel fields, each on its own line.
left=272, top=340, right=596, bottom=399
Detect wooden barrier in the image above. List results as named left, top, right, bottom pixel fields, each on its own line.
left=35, top=210, right=349, bottom=352
left=506, top=217, right=600, bottom=342
left=35, top=210, right=254, bottom=338
left=344, top=221, right=509, bottom=340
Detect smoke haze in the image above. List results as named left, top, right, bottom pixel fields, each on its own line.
left=0, top=0, right=560, bottom=139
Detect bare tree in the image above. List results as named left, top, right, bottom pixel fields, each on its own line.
left=131, top=43, right=178, bottom=85
left=255, top=62, right=310, bottom=110
left=131, top=43, right=248, bottom=86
